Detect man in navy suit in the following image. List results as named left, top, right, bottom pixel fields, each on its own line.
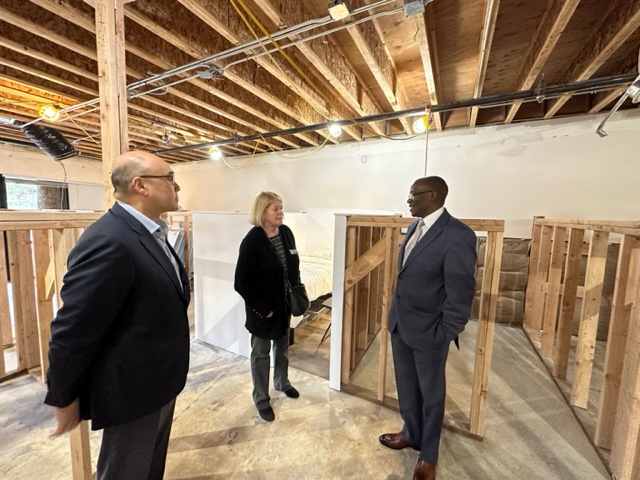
left=379, top=176, right=477, bottom=480
left=45, top=150, right=191, bottom=480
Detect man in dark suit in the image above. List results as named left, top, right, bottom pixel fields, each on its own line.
left=379, top=176, right=477, bottom=480
left=45, top=150, right=191, bottom=480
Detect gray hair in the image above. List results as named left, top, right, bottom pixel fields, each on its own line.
left=111, top=155, right=148, bottom=193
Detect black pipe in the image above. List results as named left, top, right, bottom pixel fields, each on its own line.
left=156, top=73, right=637, bottom=156
left=19, top=123, right=79, bottom=161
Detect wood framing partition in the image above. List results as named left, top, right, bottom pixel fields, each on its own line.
left=0, top=210, right=102, bottom=480
left=339, top=215, right=504, bottom=437
left=523, top=218, right=640, bottom=480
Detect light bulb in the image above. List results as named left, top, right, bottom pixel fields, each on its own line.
left=413, top=116, right=428, bottom=133
left=208, top=146, right=222, bottom=161
left=38, top=104, right=60, bottom=121
left=328, top=123, right=342, bottom=138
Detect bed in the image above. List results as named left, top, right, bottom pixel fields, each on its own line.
left=291, top=250, right=333, bottom=329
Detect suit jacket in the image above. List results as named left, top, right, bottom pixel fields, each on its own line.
left=234, top=224, right=301, bottom=340
left=44, top=202, right=191, bottom=430
left=388, top=209, right=477, bottom=351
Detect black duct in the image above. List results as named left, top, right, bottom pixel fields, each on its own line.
left=19, top=123, right=79, bottom=161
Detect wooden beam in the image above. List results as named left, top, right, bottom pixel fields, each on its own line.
left=589, top=86, right=627, bottom=114
left=414, top=5, right=443, bottom=131
left=540, top=226, right=566, bottom=358
left=505, top=0, right=580, bottom=123
left=571, top=231, right=609, bottom=409
left=553, top=228, right=584, bottom=379
left=469, top=230, right=503, bottom=436
left=595, top=235, right=640, bottom=449
left=469, top=0, right=501, bottom=127
left=545, top=0, right=640, bottom=119
left=609, top=251, right=640, bottom=480
left=95, top=0, right=127, bottom=206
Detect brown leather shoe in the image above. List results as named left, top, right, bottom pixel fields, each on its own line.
left=378, top=432, right=412, bottom=450
left=413, top=459, right=436, bottom=480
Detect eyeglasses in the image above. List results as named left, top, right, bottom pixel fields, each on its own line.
left=139, top=174, right=176, bottom=185
left=407, top=190, right=433, bottom=201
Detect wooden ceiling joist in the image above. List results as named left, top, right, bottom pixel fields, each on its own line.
left=414, top=5, right=443, bottom=131
left=505, top=0, right=580, bottom=124
left=469, top=0, right=501, bottom=128
left=545, top=0, right=640, bottom=119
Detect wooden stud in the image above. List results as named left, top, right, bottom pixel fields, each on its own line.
left=529, top=225, right=554, bottom=341
left=523, top=219, right=543, bottom=333
left=470, top=231, right=503, bottom=436
left=341, top=226, right=357, bottom=384
left=7, top=230, right=40, bottom=371
left=377, top=227, right=398, bottom=401
left=571, top=230, right=609, bottom=408
left=609, top=257, right=640, bottom=480
left=32, top=229, right=54, bottom=381
left=95, top=0, right=128, bottom=208
left=540, top=227, right=567, bottom=358
left=0, top=233, right=8, bottom=375
left=595, top=235, right=640, bottom=448
left=553, top=228, right=584, bottom=379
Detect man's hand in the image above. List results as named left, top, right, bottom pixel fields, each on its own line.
left=49, top=399, right=81, bottom=437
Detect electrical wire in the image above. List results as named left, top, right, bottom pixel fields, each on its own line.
left=259, top=131, right=331, bottom=159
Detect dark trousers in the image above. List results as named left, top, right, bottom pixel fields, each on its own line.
left=96, top=399, right=176, bottom=480
left=391, top=332, right=449, bottom=464
left=250, top=333, right=291, bottom=410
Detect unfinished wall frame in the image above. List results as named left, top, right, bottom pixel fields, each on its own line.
left=0, top=210, right=102, bottom=480
left=338, top=215, right=505, bottom=438
left=523, top=217, right=640, bottom=480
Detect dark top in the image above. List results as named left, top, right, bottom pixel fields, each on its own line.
left=44, top=202, right=191, bottom=430
left=234, top=224, right=301, bottom=340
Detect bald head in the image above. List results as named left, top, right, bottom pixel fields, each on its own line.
left=109, top=150, right=180, bottom=220
left=112, top=150, right=164, bottom=195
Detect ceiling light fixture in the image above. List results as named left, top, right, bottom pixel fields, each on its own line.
left=328, top=0, right=350, bottom=21
left=412, top=116, right=430, bottom=133
left=38, top=104, right=60, bottom=121
left=328, top=123, right=342, bottom=138
left=208, top=146, right=223, bottom=161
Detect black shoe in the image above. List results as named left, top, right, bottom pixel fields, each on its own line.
left=282, top=386, right=299, bottom=399
left=258, top=406, right=275, bottom=422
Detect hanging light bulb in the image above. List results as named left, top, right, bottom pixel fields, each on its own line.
left=38, top=104, right=60, bottom=121
left=208, top=146, right=223, bottom=161
left=328, top=122, right=342, bottom=138
left=412, top=116, right=429, bottom=134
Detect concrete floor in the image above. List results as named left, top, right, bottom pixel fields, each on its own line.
left=0, top=318, right=611, bottom=479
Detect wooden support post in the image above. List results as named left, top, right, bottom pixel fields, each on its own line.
left=609, top=263, right=640, bottom=480
left=0, top=233, right=8, bottom=375
left=470, top=231, right=503, bottom=436
left=540, top=227, right=567, bottom=358
left=95, top=0, right=128, bottom=208
left=595, top=235, right=640, bottom=448
left=341, top=225, right=357, bottom=384
left=529, top=225, right=553, bottom=341
left=523, top=218, right=543, bottom=334
left=7, top=230, right=40, bottom=370
left=571, top=230, right=609, bottom=408
left=377, top=227, right=398, bottom=401
left=32, top=229, right=54, bottom=381
left=553, top=228, right=584, bottom=378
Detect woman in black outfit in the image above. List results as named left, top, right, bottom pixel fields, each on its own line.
left=234, top=191, right=301, bottom=422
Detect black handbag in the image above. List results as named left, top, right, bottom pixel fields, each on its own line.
left=289, top=284, right=310, bottom=316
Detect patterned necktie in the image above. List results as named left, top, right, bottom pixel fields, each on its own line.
left=403, top=219, right=425, bottom=265
left=154, top=228, right=182, bottom=288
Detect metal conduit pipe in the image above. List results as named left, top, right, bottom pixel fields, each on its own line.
left=156, top=73, right=637, bottom=155
left=25, top=0, right=396, bottom=126
left=225, top=6, right=404, bottom=69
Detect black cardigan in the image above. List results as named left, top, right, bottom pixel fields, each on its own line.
left=234, top=224, right=301, bottom=340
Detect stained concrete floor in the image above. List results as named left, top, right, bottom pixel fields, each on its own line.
left=0, top=316, right=611, bottom=479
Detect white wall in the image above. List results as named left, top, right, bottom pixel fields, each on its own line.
left=0, top=143, right=104, bottom=210
left=174, top=110, right=640, bottom=238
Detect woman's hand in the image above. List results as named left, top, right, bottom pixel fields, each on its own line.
left=266, top=311, right=274, bottom=318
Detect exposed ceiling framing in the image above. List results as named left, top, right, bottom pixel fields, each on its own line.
left=0, top=0, right=638, bottom=163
